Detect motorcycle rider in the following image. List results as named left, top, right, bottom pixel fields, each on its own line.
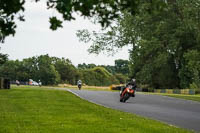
left=77, top=80, right=82, bottom=90
left=121, top=78, right=137, bottom=97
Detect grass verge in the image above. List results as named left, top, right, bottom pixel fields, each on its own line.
left=159, top=93, right=200, bottom=102
left=140, top=92, right=200, bottom=102
left=58, top=84, right=111, bottom=91
left=0, top=86, right=192, bottom=133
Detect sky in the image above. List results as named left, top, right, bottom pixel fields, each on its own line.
left=0, top=1, right=129, bottom=66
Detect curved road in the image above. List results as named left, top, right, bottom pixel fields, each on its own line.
left=66, top=89, right=200, bottom=132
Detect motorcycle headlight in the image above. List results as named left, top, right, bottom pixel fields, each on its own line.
left=127, top=89, right=130, bottom=92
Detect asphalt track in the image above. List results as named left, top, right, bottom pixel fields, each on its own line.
left=66, top=89, right=200, bottom=132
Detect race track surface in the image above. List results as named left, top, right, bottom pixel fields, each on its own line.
left=67, top=89, right=200, bottom=132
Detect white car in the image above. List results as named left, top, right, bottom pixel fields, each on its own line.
left=31, top=81, right=39, bottom=86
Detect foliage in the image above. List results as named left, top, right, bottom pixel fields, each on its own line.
left=0, top=55, right=61, bottom=85
left=36, top=55, right=61, bottom=85
left=184, top=50, right=200, bottom=89
left=189, top=83, right=199, bottom=90
left=49, top=16, right=63, bottom=30
left=77, top=0, right=200, bottom=89
left=100, top=65, right=115, bottom=74
left=76, top=27, right=126, bottom=55
left=77, top=60, right=129, bottom=85
left=78, top=59, right=129, bottom=75
left=78, top=63, right=96, bottom=69
left=0, top=52, right=8, bottom=65
left=52, top=57, right=80, bottom=84
left=0, top=0, right=164, bottom=43
left=0, top=0, right=25, bottom=43
left=115, top=59, right=129, bottom=75
left=114, top=73, right=128, bottom=84
left=78, top=63, right=116, bottom=74
left=81, top=67, right=119, bottom=86
left=0, top=60, right=29, bottom=81
left=0, top=60, right=17, bottom=79
left=0, top=55, right=127, bottom=86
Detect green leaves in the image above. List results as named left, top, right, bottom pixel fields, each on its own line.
left=1, top=0, right=144, bottom=42
left=184, top=50, right=200, bottom=88
left=0, top=0, right=25, bottom=42
left=77, top=1, right=200, bottom=89
left=0, top=53, right=8, bottom=65
left=81, top=66, right=119, bottom=86
left=49, top=17, right=63, bottom=30
left=1, top=0, right=170, bottom=43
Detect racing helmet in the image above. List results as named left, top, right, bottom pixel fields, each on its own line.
left=132, top=79, right=136, bottom=82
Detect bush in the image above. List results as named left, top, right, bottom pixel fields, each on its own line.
left=138, top=84, right=149, bottom=89
left=81, top=67, right=119, bottom=86
left=196, top=89, right=200, bottom=94
left=114, top=74, right=128, bottom=84
left=189, top=82, right=199, bottom=90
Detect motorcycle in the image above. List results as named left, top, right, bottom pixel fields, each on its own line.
left=120, top=85, right=135, bottom=102
left=78, top=84, right=82, bottom=90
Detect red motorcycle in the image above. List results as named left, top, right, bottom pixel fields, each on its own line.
left=120, top=85, right=135, bottom=102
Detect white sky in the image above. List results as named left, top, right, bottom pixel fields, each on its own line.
left=0, top=1, right=129, bottom=66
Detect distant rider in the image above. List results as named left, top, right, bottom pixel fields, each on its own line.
left=16, top=80, right=20, bottom=86
left=121, top=79, right=137, bottom=97
left=77, top=80, right=82, bottom=90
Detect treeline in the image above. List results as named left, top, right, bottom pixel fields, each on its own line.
left=0, top=54, right=128, bottom=86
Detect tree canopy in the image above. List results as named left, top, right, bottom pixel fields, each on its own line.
left=77, top=0, right=200, bottom=89
left=0, top=55, right=127, bottom=86
left=0, top=52, right=8, bottom=65
left=0, top=0, right=167, bottom=43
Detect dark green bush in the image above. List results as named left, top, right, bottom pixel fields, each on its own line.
left=81, top=67, right=120, bottom=86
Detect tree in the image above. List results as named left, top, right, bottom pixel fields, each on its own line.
left=99, top=65, right=115, bottom=74
left=0, top=60, right=17, bottom=79
left=0, top=59, right=29, bottom=81
left=184, top=50, right=200, bottom=89
left=114, top=73, right=128, bottom=84
left=36, top=55, right=61, bottom=85
left=0, top=0, right=25, bottom=43
left=78, top=63, right=96, bottom=69
left=77, top=61, right=129, bottom=75
left=0, top=0, right=168, bottom=43
left=3, top=55, right=62, bottom=85
left=115, top=59, right=129, bottom=75
left=53, top=57, right=80, bottom=84
left=0, top=52, right=8, bottom=65
left=22, top=57, right=39, bottom=82
left=77, top=0, right=200, bottom=89
left=81, top=67, right=119, bottom=86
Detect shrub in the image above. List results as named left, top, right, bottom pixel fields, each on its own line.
left=81, top=67, right=119, bottom=86
left=189, top=82, right=199, bottom=90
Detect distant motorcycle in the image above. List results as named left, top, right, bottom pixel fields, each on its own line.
left=78, top=84, right=82, bottom=90
left=120, top=85, right=135, bottom=102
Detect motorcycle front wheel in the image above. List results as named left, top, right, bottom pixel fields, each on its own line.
left=124, top=93, right=130, bottom=102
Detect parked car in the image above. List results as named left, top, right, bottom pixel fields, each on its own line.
left=31, top=81, right=39, bottom=86
left=29, top=79, right=39, bottom=86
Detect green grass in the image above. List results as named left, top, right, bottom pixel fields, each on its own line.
left=159, top=94, right=200, bottom=102
left=140, top=92, right=200, bottom=102
left=58, top=84, right=112, bottom=91
left=0, top=86, right=192, bottom=133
